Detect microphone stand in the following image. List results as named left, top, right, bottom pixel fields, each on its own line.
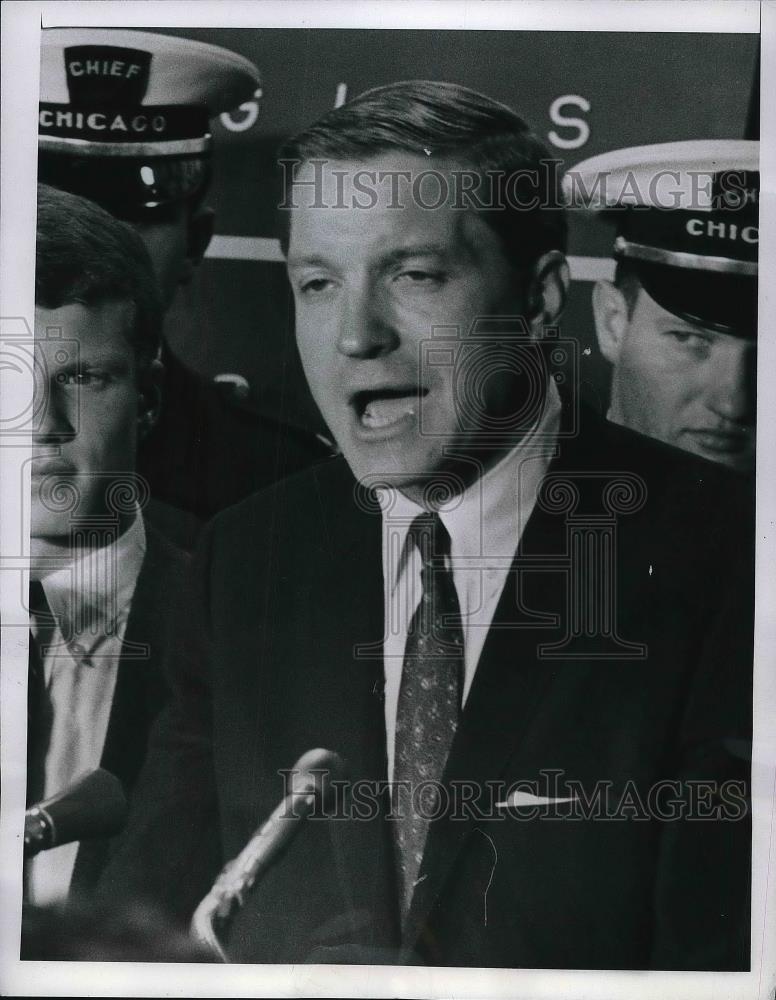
left=191, top=748, right=342, bottom=961
left=191, top=790, right=316, bottom=962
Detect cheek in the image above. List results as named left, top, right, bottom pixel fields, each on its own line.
left=295, top=321, right=327, bottom=379
left=80, top=392, right=139, bottom=466
left=295, top=318, right=321, bottom=365
left=617, top=341, right=703, bottom=431
left=295, top=321, right=339, bottom=413
left=616, top=334, right=673, bottom=396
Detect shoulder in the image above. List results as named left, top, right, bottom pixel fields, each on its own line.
left=140, top=515, right=191, bottom=585
left=571, top=403, right=752, bottom=517
left=143, top=498, right=202, bottom=552
left=571, top=408, right=754, bottom=590
left=597, top=412, right=751, bottom=519
left=213, top=456, right=357, bottom=532
left=183, top=456, right=376, bottom=617
left=200, top=456, right=367, bottom=571
left=124, top=516, right=191, bottom=645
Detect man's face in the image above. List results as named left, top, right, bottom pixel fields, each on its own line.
left=608, top=285, right=756, bottom=472
left=32, top=300, right=145, bottom=544
left=286, top=154, right=538, bottom=500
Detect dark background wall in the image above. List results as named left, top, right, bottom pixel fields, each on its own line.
left=154, top=28, right=758, bottom=434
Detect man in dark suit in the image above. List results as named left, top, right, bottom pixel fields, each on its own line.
left=102, top=82, right=753, bottom=970
left=26, top=186, right=188, bottom=904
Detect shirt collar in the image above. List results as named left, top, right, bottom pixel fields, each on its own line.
left=380, top=378, right=562, bottom=590
left=40, top=510, right=146, bottom=656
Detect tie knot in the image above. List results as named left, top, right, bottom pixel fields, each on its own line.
left=408, top=512, right=451, bottom=567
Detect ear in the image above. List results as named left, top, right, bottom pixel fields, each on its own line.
left=136, top=358, right=164, bottom=440
left=526, top=250, right=570, bottom=337
left=592, top=279, right=630, bottom=365
left=179, top=205, right=215, bottom=286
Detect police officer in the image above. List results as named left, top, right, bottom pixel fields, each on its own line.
left=38, top=28, right=333, bottom=523
left=567, top=141, right=757, bottom=473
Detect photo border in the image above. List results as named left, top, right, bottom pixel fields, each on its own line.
left=1, top=2, right=773, bottom=997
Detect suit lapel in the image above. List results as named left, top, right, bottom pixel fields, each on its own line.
left=400, top=508, right=567, bottom=952
left=313, top=473, right=400, bottom=946
left=401, top=394, right=593, bottom=953
left=100, top=524, right=181, bottom=787
left=71, top=523, right=186, bottom=894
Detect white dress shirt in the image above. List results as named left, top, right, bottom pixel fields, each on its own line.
left=380, top=381, right=562, bottom=781
left=27, top=512, right=146, bottom=905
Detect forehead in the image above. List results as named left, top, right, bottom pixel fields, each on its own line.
left=287, top=153, right=498, bottom=259
left=35, top=300, right=135, bottom=355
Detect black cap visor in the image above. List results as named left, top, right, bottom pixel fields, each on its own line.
left=630, top=260, right=757, bottom=339
left=38, top=149, right=211, bottom=220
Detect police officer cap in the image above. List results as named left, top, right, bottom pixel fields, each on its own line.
left=565, top=140, right=758, bottom=339
left=38, top=28, right=260, bottom=219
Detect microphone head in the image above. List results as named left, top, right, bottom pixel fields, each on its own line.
left=288, top=748, right=347, bottom=810
left=28, top=769, right=128, bottom=853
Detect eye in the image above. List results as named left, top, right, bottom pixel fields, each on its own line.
left=665, top=330, right=712, bottom=356
left=298, top=276, right=336, bottom=296
left=57, top=370, right=110, bottom=388
left=395, top=269, right=445, bottom=288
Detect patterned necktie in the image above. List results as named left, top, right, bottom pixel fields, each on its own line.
left=393, top=512, right=464, bottom=920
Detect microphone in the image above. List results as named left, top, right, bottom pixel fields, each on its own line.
left=191, top=748, right=345, bottom=961
left=24, top=769, right=128, bottom=858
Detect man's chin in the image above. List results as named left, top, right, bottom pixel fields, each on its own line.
left=682, top=440, right=755, bottom=474
left=341, top=441, right=476, bottom=508
left=29, top=530, right=75, bottom=576
left=30, top=510, right=73, bottom=543
left=30, top=500, right=93, bottom=554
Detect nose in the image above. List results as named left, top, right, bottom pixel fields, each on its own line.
left=33, top=375, right=77, bottom=445
left=705, top=340, right=756, bottom=425
left=335, top=283, right=400, bottom=360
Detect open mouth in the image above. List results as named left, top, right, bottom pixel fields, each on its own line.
left=351, top=387, right=428, bottom=430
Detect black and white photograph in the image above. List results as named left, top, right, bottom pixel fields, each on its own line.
left=1, top=2, right=774, bottom=997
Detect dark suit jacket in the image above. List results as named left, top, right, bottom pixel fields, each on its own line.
left=67, top=522, right=189, bottom=897
left=100, top=400, right=753, bottom=970
left=137, top=346, right=333, bottom=520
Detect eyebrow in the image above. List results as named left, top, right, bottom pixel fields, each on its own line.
left=54, top=350, right=133, bottom=371
left=381, top=244, right=456, bottom=267
left=287, top=243, right=456, bottom=270
left=285, top=253, right=331, bottom=270
left=659, top=322, right=719, bottom=340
